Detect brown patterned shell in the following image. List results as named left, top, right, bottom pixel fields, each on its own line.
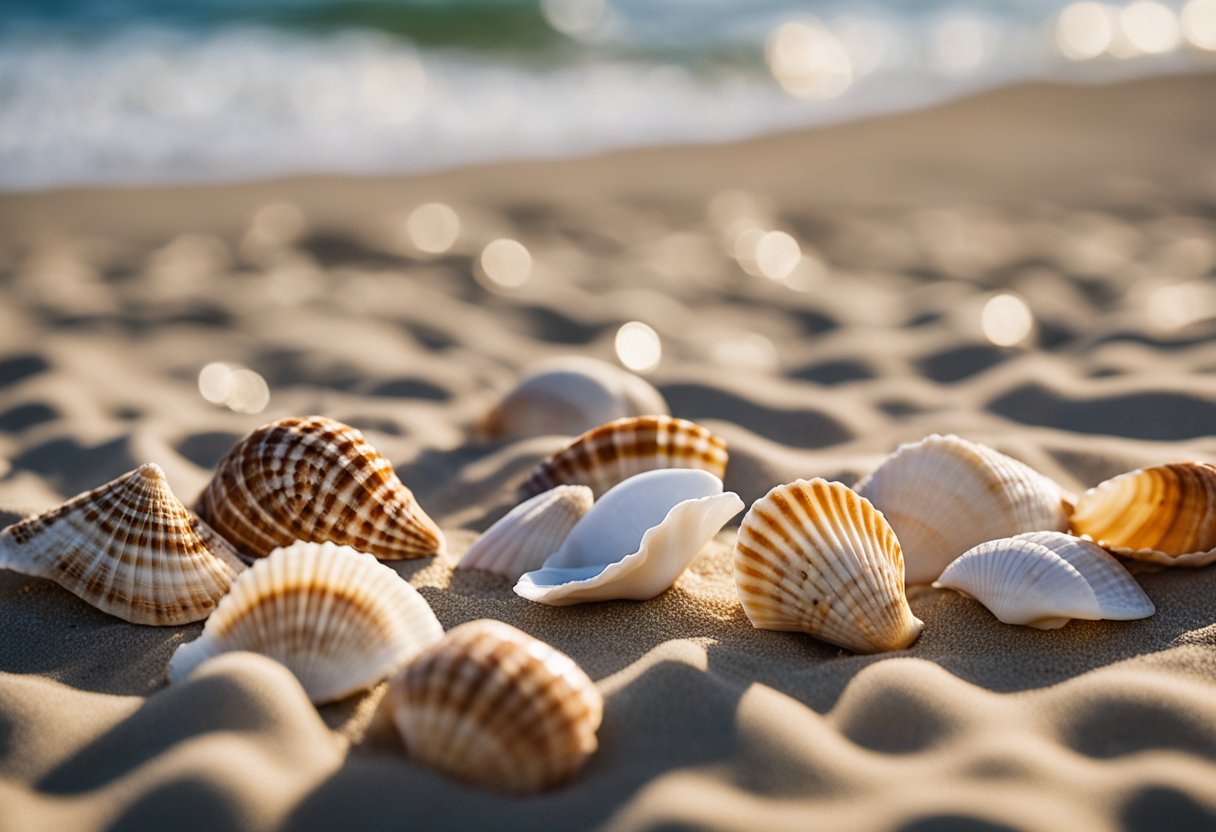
left=519, top=415, right=728, bottom=499
left=387, top=619, right=603, bottom=793
left=0, top=463, right=246, bottom=625
left=1070, top=461, right=1216, bottom=566
left=197, top=416, right=444, bottom=560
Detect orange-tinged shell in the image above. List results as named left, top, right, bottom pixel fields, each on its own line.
left=0, top=463, right=245, bottom=625
left=197, top=416, right=444, bottom=560
left=519, top=415, right=728, bottom=499
left=1070, top=461, right=1216, bottom=566
left=387, top=619, right=603, bottom=793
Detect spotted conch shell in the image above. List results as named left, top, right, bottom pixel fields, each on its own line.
left=1070, top=462, right=1216, bottom=566
left=934, top=531, right=1155, bottom=629
left=856, top=434, right=1072, bottom=585
left=0, top=463, right=245, bottom=626
left=520, top=415, right=728, bottom=499
left=387, top=619, right=602, bottom=793
left=479, top=357, right=669, bottom=441
left=457, top=485, right=593, bottom=580
left=169, top=540, right=443, bottom=704
left=734, top=478, right=923, bottom=654
left=197, top=416, right=444, bottom=560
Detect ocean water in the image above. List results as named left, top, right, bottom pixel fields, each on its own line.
left=0, top=0, right=1212, bottom=189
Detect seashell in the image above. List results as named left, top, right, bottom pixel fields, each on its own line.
left=169, top=540, right=443, bottom=704
left=457, top=485, right=593, bottom=580
left=1069, top=461, right=1216, bottom=566
left=934, top=531, right=1155, bottom=629
left=855, top=434, right=1071, bottom=585
left=197, top=415, right=445, bottom=560
left=515, top=468, right=743, bottom=606
left=386, top=619, right=602, bottom=792
left=734, top=478, right=923, bottom=654
left=478, top=357, right=669, bottom=441
left=520, top=415, right=728, bottom=499
left=0, top=463, right=245, bottom=626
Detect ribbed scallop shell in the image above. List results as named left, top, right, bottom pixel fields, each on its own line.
left=387, top=619, right=602, bottom=793
left=197, top=416, right=445, bottom=560
left=519, top=415, right=728, bottom=499
left=734, top=478, right=923, bottom=654
left=855, top=434, right=1071, bottom=585
left=934, top=531, right=1155, bottom=629
left=168, top=540, right=443, bottom=704
left=1070, top=462, right=1216, bottom=566
left=458, top=485, right=593, bottom=580
left=0, top=463, right=245, bottom=625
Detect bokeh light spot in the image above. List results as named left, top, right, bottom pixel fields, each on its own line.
left=541, top=0, right=607, bottom=38
left=981, top=294, right=1034, bottom=347
left=615, top=321, right=662, bottom=373
left=767, top=20, right=853, bottom=100
left=226, top=369, right=271, bottom=414
left=755, top=231, right=802, bottom=281
left=479, top=238, right=532, bottom=287
left=1120, top=1, right=1182, bottom=54
left=1181, top=0, right=1216, bottom=49
left=408, top=203, right=461, bottom=254
left=1056, top=2, right=1116, bottom=60
left=198, top=362, right=234, bottom=404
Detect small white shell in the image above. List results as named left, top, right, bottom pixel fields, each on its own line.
left=934, top=531, right=1155, bottom=629
left=457, top=486, right=593, bottom=580
left=515, top=468, right=743, bottom=606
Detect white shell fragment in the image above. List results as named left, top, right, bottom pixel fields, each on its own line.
left=515, top=468, right=743, bottom=606
left=458, top=485, right=594, bottom=580
left=934, top=531, right=1155, bottom=630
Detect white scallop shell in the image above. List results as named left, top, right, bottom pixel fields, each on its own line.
left=514, top=468, right=743, bottom=606
left=457, top=485, right=593, bottom=580
left=934, top=531, right=1155, bottom=629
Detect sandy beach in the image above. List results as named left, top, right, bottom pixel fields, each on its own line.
left=1, top=71, right=1216, bottom=831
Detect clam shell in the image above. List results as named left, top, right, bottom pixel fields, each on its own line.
left=1070, top=462, right=1216, bottom=566
left=168, top=540, right=443, bottom=704
left=515, top=468, right=742, bottom=606
left=934, top=531, right=1155, bottom=629
left=197, top=416, right=445, bottom=560
left=519, top=415, right=728, bottom=499
left=734, top=478, right=923, bottom=654
left=478, top=357, right=669, bottom=441
left=0, top=463, right=245, bottom=626
left=387, top=619, right=602, bottom=793
left=855, top=434, right=1071, bottom=585
left=457, top=485, right=593, bottom=580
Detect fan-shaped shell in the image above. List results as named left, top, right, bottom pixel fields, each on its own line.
left=855, top=434, right=1071, bottom=585
left=0, top=463, right=245, bottom=625
left=197, top=416, right=445, bottom=560
left=934, top=531, right=1155, bottom=629
left=169, top=540, right=442, bottom=704
left=458, top=485, right=593, bottom=580
left=1070, top=462, right=1216, bottom=566
left=515, top=468, right=743, bottom=606
left=734, top=478, right=923, bottom=654
left=387, top=619, right=602, bottom=793
left=519, top=415, right=728, bottom=499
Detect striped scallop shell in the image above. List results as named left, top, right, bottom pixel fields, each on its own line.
left=734, top=478, right=923, bottom=654
left=856, top=434, right=1071, bottom=585
left=934, top=531, right=1155, bottom=629
left=519, top=415, right=728, bottom=499
left=168, top=540, right=443, bottom=704
left=458, top=485, right=593, bottom=580
left=197, top=416, right=445, bottom=560
left=1070, top=462, right=1216, bottom=566
left=387, top=619, right=602, bottom=793
left=0, top=463, right=245, bottom=626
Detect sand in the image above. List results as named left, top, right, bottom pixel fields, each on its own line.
left=2, top=71, right=1216, bottom=831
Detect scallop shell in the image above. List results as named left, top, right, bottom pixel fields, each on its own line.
left=386, top=619, right=602, bottom=793
left=168, top=540, right=443, bottom=704
left=478, top=357, right=669, bottom=441
left=734, top=478, right=923, bottom=654
left=520, top=415, right=728, bottom=499
left=855, top=434, right=1071, bottom=585
left=515, top=468, right=743, bottom=606
left=1070, top=462, right=1216, bottom=566
left=457, top=485, right=593, bottom=580
left=0, top=463, right=245, bottom=625
left=934, top=531, right=1155, bottom=629
left=197, top=415, right=445, bottom=560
